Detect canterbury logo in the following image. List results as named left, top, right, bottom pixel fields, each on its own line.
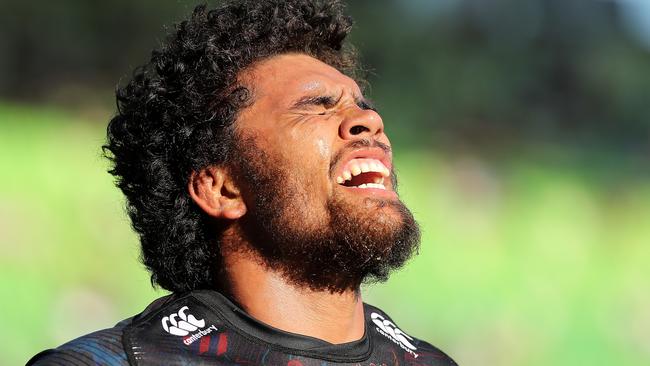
left=371, top=312, right=419, bottom=358
left=162, top=306, right=206, bottom=336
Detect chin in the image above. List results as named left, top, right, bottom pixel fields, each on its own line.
left=332, top=194, right=411, bottom=234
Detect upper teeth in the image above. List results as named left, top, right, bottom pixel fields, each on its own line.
left=336, top=158, right=390, bottom=187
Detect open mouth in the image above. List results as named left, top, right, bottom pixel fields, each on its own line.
left=335, top=158, right=390, bottom=190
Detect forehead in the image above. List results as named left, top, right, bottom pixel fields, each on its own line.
left=241, top=53, right=362, bottom=105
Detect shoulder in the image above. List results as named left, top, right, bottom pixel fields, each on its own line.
left=27, top=294, right=177, bottom=366
left=364, top=303, right=458, bottom=366
left=27, top=319, right=131, bottom=366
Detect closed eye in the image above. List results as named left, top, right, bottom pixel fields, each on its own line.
left=357, top=99, right=377, bottom=112
left=290, top=94, right=377, bottom=114
left=291, top=95, right=338, bottom=111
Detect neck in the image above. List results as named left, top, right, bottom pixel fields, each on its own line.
left=218, top=246, right=366, bottom=344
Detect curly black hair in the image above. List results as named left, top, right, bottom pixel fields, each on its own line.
left=103, top=0, right=360, bottom=293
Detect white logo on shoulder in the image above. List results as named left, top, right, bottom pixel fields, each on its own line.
left=162, top=306, right=218, bottom=345
left=371, top=312, right=419, bottom=358
left=162, top=306, right=205, bottom=336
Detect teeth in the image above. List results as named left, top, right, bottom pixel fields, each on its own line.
left=357, top=183, right=386, bottom=190
left=335, top=159, right=391, bottom=185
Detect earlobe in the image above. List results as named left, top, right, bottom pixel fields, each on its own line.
left=188, top=167, right=246, bottom=220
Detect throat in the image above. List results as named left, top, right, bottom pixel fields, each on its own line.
left=220, top=249, right=366, bottom=344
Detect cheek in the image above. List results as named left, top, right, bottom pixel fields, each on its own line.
left=314, top=138, right=333, bottom=189
left=284, top=128, right=333, bottom=192
left=316, top=137, right=330, bottom=159
left=286, top=126, right=331, bottom=165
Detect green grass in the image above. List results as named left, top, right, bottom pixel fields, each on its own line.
left=1, top=102, right=649, bottom=365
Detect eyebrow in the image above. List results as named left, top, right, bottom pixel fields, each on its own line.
left=290, top=93, right=377, bottom=111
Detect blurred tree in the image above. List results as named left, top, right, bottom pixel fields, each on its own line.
left=1, top=0, right=648, bottom=160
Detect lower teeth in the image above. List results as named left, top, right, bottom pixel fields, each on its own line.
left=357, top=183, right=385, bottom=190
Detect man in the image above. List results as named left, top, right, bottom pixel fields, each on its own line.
left=29, top=1, right=456, bottom=365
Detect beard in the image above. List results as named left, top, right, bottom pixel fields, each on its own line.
left=228, top=135, right=420, bottom=293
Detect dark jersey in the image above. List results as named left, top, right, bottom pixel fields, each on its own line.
left=28, top=290, right=457, bottom=365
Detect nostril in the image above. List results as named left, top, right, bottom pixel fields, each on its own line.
left=349, top=125, right=370, bottom=135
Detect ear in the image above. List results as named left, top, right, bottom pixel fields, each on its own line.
left=188, top=166, right=246, bottom=220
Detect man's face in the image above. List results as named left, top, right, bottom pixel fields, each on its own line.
left=230, top=53, right=419, bottom=292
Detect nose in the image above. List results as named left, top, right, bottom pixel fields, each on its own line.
left=338, top=106, right=385, bottom=140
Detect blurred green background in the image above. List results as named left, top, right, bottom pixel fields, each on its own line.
left=1, top=1, right=649, bottom=365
